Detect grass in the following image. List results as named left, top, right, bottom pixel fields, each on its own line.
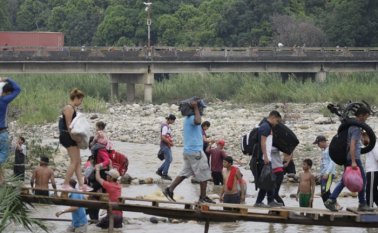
left=5, top=72, right=378, bottom=125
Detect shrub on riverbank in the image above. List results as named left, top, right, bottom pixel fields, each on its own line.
left=7, top=72, right=378, bottom=125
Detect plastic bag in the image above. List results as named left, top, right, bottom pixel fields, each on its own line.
left=343, top=166, right=363, bottom=192
left=69, top=112, right=91, bottom=149
left=257, top=164, right=276, bottom=190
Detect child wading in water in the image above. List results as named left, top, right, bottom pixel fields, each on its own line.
left=296, top=159, right=315, bottom=207
left=220, top=156, right=244, bottom=204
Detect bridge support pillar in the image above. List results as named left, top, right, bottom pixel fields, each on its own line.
left=110, top=74, right=144, bottom=102
left=143, top=71, right=154, bottom=103
left=126, top=83, right=135, bottom=103
left=110, top=79, right=119, bottom=100
left=315, top=71, right=326, bottom=82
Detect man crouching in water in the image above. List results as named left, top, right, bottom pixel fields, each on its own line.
left=220, top=156, right=244, bottom=206
left=30, top=156, right=57, bottom=196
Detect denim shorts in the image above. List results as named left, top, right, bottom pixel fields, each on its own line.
left=0, top=130, right=9, bottom=165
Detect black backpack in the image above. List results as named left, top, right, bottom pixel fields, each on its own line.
left=241, top=127, right=259, bottom=157
left=329, top=118, right=376, bottom=165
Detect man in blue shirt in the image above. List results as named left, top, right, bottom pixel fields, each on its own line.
left=56, top=179, right=88, bottom=232
left=0, top=78, right=21, bottom=184
left=163, top=99, right=214, bottom=203
left=325, top=106, right=374, bottom=212
left=254, top=110, right=282, bottom=208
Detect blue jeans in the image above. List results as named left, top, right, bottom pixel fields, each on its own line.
left=0, top=131, right=9, bottom=165
left=158, top=146, right=172, bottom=175
left=330, top=159, right=366, bottom=204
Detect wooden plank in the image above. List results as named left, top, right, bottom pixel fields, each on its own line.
left=346, top=208, right=378, bottom=223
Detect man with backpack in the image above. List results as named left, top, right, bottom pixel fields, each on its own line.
left=253, top=110, right=283, bottom=208
left=156, top=114, right=176, bottom=180
left=325, top=106, right=374, bottom=212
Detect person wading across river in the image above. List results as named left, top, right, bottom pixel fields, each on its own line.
left=163, top=99, right=215, bottom=203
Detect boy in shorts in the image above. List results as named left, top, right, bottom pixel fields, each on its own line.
left=296, top=159, right=315, bottom=207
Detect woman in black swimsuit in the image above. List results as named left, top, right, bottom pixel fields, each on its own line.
left=59, top=88, right=91, bottom=191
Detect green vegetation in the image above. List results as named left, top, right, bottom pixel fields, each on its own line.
left=0, top=178, right=47, bottom=232
left=8, top=73, right=378, bottom=126
left=10, top=74, right=108, bottom=125
left=1, top=0, right=378, bottom=47
left=153, top=72, right=378, bottom=104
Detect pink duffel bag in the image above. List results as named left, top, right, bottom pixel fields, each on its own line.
left=343, top=166, right=363, bottom=192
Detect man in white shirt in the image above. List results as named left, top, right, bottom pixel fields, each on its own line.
left=362, top=132, right=378, bottom=207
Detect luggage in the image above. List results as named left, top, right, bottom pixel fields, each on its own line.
left=272, top=123, right=299, bottom=155
left=108, top=150, right=129, bottom=176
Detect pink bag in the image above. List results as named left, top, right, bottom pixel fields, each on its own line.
left=343, top=166, right=363, bottom=192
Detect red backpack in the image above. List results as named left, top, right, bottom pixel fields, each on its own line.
left=108, top=150, right=129, bottom=176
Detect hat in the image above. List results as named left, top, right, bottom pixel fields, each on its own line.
left=313, top=135, right=327, bottom=144
left=105, top=169, right=120, bottom=179
left=166, top=114, right=176, bottom=120
left=40, top=156, right=49, bottom=164
left=217, top=139, right=225, bottom=147
left=223, top=156, right=233, bottom=164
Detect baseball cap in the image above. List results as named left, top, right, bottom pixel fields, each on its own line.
left=105, top=169, right=120, bottom=179
left=223, top=156, right=233, bottom=164
left=313, top=135, right=327, bottom=144
left=217, top=139, right=225, bottom=147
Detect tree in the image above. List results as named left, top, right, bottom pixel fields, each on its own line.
left=16, top=0, right=50, bottom=30
left=47, top=0, right=104, bottom=45
left=94, top=5, right=136, bottom=46
left=0, top=0, right=11, bottom=30
left=271, top=15, right=327, bottom=46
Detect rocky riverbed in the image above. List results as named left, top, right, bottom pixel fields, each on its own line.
left=8, top=101, right=378, bottom=177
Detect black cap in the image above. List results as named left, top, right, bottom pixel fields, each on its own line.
left=223, top=156, right=233, bottom=164
left=313, top=135, right=327, bottom=144
left=166, top=114, right=176, bottom=120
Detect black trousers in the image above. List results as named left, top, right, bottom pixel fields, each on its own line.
left=211, top=171, right=224, bottom=185
left=366, top=171, right=378, bottom=207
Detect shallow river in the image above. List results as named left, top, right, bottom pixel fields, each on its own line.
left=9, top=141, right=377, bottom=233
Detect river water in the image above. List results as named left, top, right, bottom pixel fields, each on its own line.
left=9, top=141, right=377, bottom=233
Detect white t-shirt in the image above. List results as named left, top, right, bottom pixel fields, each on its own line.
left=161, top=125, right=171, bottom=136
left=365, top=145, right=378, bottom=172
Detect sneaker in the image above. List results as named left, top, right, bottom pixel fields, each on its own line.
left=161, top=175, right=172, bottom=181
left=79, top=184, right=93, bottom=192
left=358, top=203, right=375, bottom=212
left=162, top=187, right=175, bottom=202
left=268, top=201, right=284, bottom=208
left=254, top=202, right=269, bottom=208
left=199, top=196, right=215, bottom=204
left=324, top=199, right=338, bottom=212
left=156, top=170, right=163, bottom=177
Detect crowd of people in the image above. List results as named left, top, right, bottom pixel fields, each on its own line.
left=1, top=80, right=378, bottom=232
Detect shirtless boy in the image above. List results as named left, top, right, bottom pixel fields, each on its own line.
left=220, top=156, right=244, bottom=204
left=296, top=159, right=315, bottom=207
left=30, top=156, right=57, bottom=196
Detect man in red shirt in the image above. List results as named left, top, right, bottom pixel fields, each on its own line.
left=95, top=165, right=123, bottom=229
left=206, top=139, right=228, bottom=185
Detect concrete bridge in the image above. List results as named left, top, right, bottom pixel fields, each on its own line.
left=1, top=46, right=378, bottom=102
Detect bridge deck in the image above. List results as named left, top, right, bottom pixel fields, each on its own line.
left=19, top=187, right=378, bottom=232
